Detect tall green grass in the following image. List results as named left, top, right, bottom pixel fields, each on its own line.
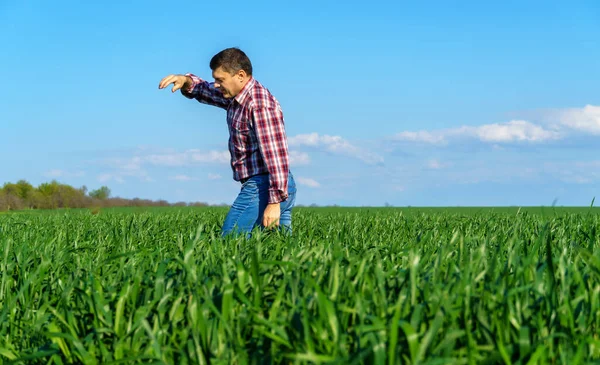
left=1, top=208, right=599, bottom=364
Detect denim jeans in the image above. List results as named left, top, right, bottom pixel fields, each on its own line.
left=221, top=171, right=297, bottom=238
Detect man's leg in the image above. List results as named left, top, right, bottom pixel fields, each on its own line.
left=277, top=171, right=297, bottom=235
left=222, top=172, right=297, bottom=238
left=221, top=180, right=261, bottom=238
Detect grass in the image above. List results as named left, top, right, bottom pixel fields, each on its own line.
left=1, top=206, right=599, bottom=364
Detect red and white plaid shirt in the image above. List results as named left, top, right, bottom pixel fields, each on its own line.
left=182, top=74, right=290, bottom=204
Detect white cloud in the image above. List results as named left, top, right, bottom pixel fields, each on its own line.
left=472, top=120, right=561, bottom=142
left=120, top=157, right=144, bottom=171
left=208, top=173, right=222, bottom=180
left=557, top=104, right=600, bottom=135
left=104, top=157, right=144, bottom=172
left=395, top=131, right=446, bottom=145
left=104, top=149, right=229, bottom=169
left=296, top=177, right=320, bottom=188
left=99, top=158, right=152, bottom=182
left=98, top=148, right=230, bottom=183
left=393, top=105, right=600, bottom=146
left=145, top=150, right=229, bottom=166
left=289, top=133, right=383, bottom=164
left=394, top=120, right=561, bottom=145
left=189, top=150, right=230, bottom=164
left=98, top=174, right=112, bottom=183
left=288, top=133, right=321, bottom=146
left=124, top=147, right=307, bottom=169
left=289, top=150, right=310, bottom=166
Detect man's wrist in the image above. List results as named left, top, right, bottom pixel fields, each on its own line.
left=268, top=189, right=287, bottom=204
left=184, top=75, right=193, bottom=89
left=182, top=73, right=200, bottom=94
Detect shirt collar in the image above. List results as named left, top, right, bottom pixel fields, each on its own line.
left=234, top=77, right=255, bottom=105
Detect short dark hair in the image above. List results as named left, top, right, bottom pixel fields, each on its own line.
left=210, top=47, right=253, bottom=76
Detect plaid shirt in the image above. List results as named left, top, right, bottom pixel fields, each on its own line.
left=182, top=74, right=290, bottom=204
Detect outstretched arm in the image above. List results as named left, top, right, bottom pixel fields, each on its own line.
left=158, top=73, right=231, bottom=110
left=181, top=73, right=231, bottom=110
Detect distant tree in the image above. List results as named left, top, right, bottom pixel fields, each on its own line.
left=2, top=182, right=19, bottom=196
left=89, top=186, right=111, bottom=200
left=189, top=202, right=208, bottom=207
left=0, top=191, right=24, bottom=211
left=15, top=180, right=34, bottom=200
left=37, top=180, right=60, bottom=209
left=56, top=183, right=87, bottom=208
left=0, top=179, right=222, bottom=211
left=27, top=190, right=47, bottom=209
left=38, top=180, right=60, bottom=197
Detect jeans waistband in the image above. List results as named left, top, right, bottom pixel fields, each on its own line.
left=240, top=173, right=268, bottom=184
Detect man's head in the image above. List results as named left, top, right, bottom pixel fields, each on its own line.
left=210, top=48, right=253, bottom=99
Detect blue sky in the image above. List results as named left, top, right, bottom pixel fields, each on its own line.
left=1, top=0, right=599, bottom=206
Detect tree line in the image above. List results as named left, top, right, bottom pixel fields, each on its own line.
left=0, top=180, right=214, bottom=211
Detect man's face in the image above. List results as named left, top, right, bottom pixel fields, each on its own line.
left=212, top=67, right=245, bottom=99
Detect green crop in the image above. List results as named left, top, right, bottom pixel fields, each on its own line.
left=1, top=207, right=599, bottom=364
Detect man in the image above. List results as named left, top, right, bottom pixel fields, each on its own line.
left=158, top=47, right=297, bottom=237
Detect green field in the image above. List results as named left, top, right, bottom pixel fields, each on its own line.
left=1, top=207, right=600, bottom=364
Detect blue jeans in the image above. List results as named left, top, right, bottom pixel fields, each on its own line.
left=221, top=171, right=297, bottom=238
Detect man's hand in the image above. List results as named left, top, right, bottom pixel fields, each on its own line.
left=262, top=203, right=280, bottom=229
left=158, top=74, right=192, bottom=93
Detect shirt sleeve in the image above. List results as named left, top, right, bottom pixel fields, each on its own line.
left=180, top=73, right=231, bottom=110
left=251, top=106, right=289, bottom=204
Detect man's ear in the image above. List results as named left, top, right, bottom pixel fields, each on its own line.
left=237, top=69, right=247, bottom=81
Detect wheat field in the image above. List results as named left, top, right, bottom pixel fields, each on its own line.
left=1, top=207, right=599, bottom=364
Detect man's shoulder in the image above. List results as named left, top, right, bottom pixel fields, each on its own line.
left=247, top=80, right=281, bottom=110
